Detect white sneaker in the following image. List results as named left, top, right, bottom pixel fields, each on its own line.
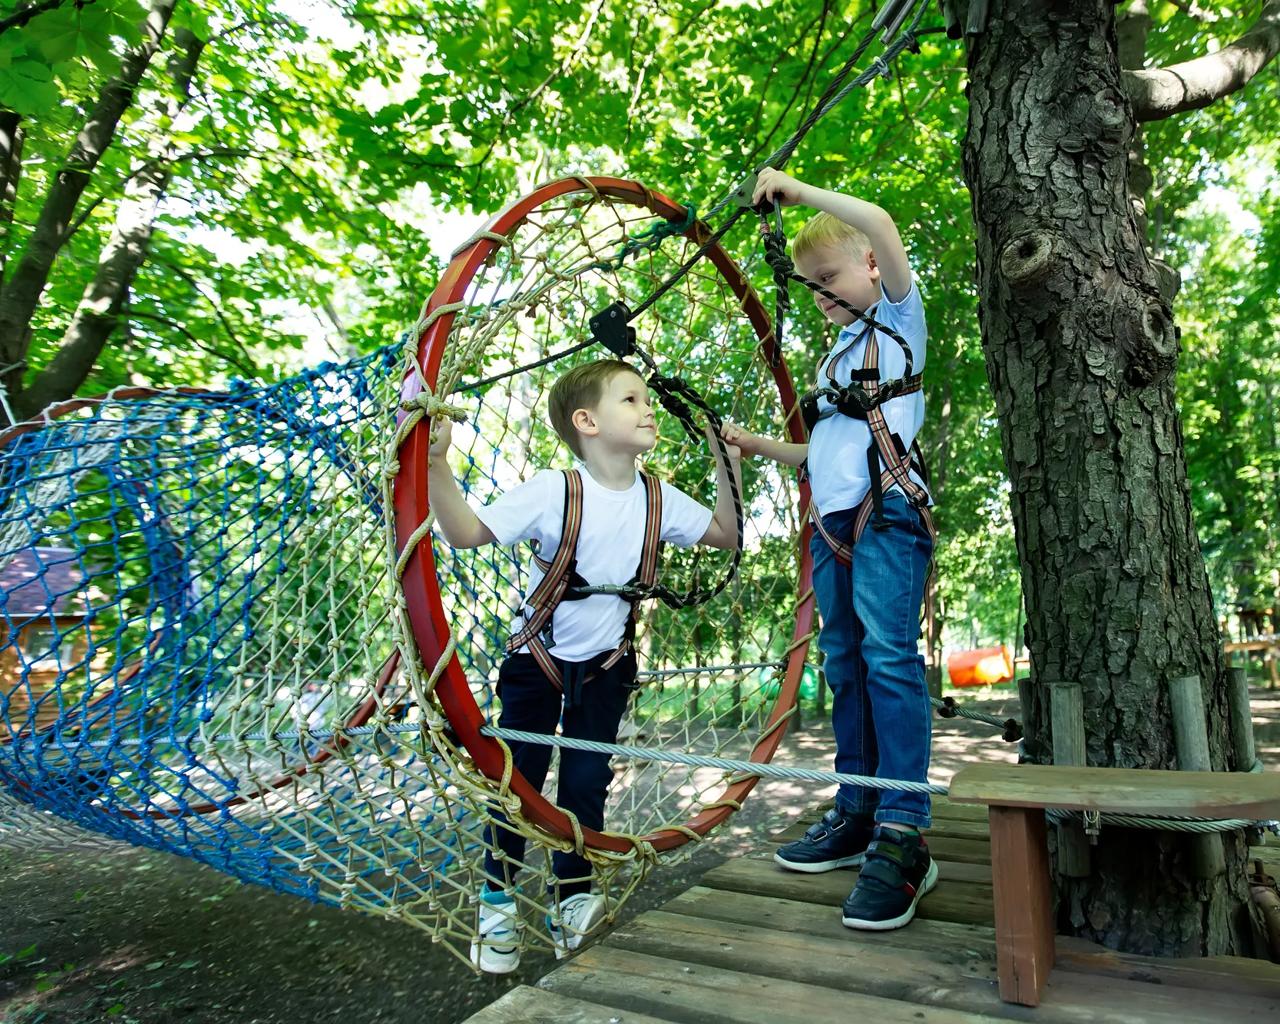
left=548, top=892, right=606, bottom=959
left=470, top=890, right=521, bottom=974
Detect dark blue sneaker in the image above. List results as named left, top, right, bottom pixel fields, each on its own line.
left=774, top=808, right=875, bottom=873
left=841, top=825, right=938, bottom=930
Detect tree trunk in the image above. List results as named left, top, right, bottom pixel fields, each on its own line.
left=963, top=0, right=1258, bottom=955
left=0, top=0, right=176, bottom=421
left=16, top=27, right=205, bottom=420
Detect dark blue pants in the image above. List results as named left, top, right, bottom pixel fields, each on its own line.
left=811, top=490, right=935, bottom=828
left=483, top=650, right=635, bottom=897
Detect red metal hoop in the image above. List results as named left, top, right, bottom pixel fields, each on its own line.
left=395, top=176, right=817, bottom=855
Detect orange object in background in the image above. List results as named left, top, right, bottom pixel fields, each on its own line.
left=947, top=645, right=1014, bottom=687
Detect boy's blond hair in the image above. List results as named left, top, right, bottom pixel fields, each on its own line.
left=791, top=211, right=873, bottom=265
left=548, top=359, right=644, bottom=459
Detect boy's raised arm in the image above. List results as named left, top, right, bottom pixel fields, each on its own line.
left=699, top=426, right=745, bottom=550
left=752, top=168, right=913, bottom=304
left=427, top=418, right=497, bottom=549
left=722, top=421, right=807, bottom=468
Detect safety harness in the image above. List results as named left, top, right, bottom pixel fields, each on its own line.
left=802, top=318, right=936, bottom=567
left=506, top=469, right=663, bottom=702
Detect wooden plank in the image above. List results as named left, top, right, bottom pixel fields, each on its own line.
left=988, top=806, right=1055, bottom=1006
left=462, top=985, right=681, bottom=1024
left=699, top=853, right=995, bottom=925
left=1055, top=937, right=1280, bottom=1000
left=933, top=795, right=998, bottom=822
left=565, top=929, right=1280, bottom=1024
left=612, top=910, right=1280, bottom=1021
left=544, top=944, right=1009, bottom=1024
left=661, top=885, right=998, bottom=954
left=950, top=763, right=1280, bottom=819
left=663, top=884, right=1280, bottom=1001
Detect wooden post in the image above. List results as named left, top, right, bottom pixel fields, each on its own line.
left=926, top=662, right=943, bottom=700
left=1226, top=666, right=1257, bottom=772
left=1016, top=676, right=1034, bottom=744
left=1049, top=682, right=1091, bottom=876
left=1167, top=675, right=1226, bottom=877
left=988, top=805, right=1055, bottom=1006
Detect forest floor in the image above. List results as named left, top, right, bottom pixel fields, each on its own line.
left=3, top=686, right=1277, bottom=1024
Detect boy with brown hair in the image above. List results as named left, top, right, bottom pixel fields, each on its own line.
left=430, top=358, right=741, bottom=971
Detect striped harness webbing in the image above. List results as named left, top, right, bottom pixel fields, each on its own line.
left=508, top=469, right=663, bottom=693
left=808, top=327, right=937, bottom=570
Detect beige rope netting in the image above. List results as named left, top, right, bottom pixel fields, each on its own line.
left=0, top=176, right=814, bottom=968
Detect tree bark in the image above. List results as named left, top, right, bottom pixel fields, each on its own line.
left=0, top=0, right=176, bottom=420
left=963, top=0, right=1258, bottom=956
left=0, top=111, right=23, bottom=282
left=16, top=27, right=205, bottom=420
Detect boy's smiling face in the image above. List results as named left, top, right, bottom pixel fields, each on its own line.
left=795, top=242, right=882, bottom=326
left=574, top=369, right=658, bottom=457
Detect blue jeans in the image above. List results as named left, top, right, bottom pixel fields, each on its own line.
left=811, top=490, right=934, bottom=828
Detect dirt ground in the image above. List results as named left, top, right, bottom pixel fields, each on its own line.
left=3, top=688, right=1276, bottom=1024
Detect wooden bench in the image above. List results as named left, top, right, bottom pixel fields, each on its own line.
left=949, top=763, right=1280, bottom=1008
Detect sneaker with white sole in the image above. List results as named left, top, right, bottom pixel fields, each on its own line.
left=774, top=807, right=875, bottom=873
left=547, top=892, right=606, bottom=959
left=841, top=826, right=938, bottom=931
left=470, top=888, right=522, bottom=974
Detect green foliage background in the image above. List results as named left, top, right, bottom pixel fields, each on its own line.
left=4, top=0, right=1278, bottom=658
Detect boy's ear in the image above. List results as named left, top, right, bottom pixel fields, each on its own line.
left=571, top=407, right=598, bottom=437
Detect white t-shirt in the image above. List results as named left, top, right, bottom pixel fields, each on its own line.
left=475, top=468, right=713, bottom=662
left=807, top=280, right=931, bottom=515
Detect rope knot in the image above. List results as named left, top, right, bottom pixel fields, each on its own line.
left=400, top=391, right=468, bottom=423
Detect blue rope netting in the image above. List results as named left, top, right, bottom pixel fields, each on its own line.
left=0, top=344, right=513, bottom=909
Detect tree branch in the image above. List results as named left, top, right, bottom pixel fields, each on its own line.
left=1124, top=0, right=1280, bottom=121
left=63, top=147, right=252, bottom=243
left=743, top=0, right=835, bottom=169
left=124, top=306, right=258, bottom=378
left=0, top=0, right=177, bottom=394
left=150, top=252, right=258, bottom=373
left=469, top=0, right=608, bottom=191
left=17, top=20, right=200, bottom=420
left=0, top=0, right=92, bottom=36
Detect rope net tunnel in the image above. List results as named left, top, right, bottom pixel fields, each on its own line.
left=0, top=176, right=815, bottom=965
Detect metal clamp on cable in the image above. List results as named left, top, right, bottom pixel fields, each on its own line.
left=729, top=171, right=761, bottom=208
left=590, top=301, right=636, bottom=358
left=1083, top=808, right=1102, bottom=844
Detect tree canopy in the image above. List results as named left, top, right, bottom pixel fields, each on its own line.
left=3, top=0, right=1277, bottom=651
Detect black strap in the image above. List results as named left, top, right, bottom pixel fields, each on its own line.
left=867, top=440, right=888, bottom=530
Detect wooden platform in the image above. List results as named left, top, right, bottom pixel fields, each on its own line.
left=465, top=795, right=1280, bottom=1023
